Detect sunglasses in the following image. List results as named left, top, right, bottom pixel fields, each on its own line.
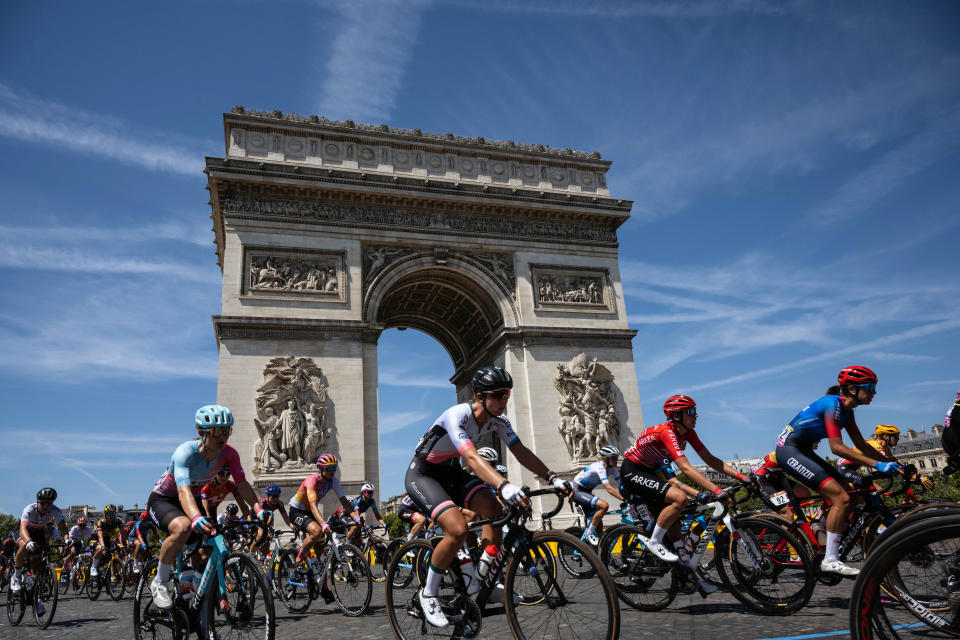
left=486, top=389, right=511, bottom=400
left=217, top=470, right=230, bottom=477
left=38, top=500, right=53, bottom=506
left=856, top=383, right=877, bottom=393
left=321, top=465, right=337, bottom=473
left=208, top=426, right=233, bottom=437
left=682, top=407, right=698, bottom=417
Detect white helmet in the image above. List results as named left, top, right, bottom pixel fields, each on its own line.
left=599, top=445, right=620, bottom=459
left=495, top=464, right=508, bottom=476
left=360, top=483, right=374, bottom=494
left=477, top=447, right=500, bottom=463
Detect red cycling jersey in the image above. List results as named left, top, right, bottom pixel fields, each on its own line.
left=624, top=421, right=706, bottom=468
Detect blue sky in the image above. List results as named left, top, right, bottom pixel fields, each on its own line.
left=1, top=1, right=958, bottom=515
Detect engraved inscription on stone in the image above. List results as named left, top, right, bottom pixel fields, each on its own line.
left=554, top=353, right=620, bottom=461
left=253, top=356, right=336, bottom=475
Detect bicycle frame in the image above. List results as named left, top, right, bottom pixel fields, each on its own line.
left=179, top=532, right=230, bottom=608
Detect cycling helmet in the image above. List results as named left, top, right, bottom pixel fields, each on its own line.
left=76, top=516, right=88, bottom=525
left=471, top=366, right=513, bottom=393
left=195, top=404, right=235, bottom=430
left=838, top=365, right=877, bottom=387
left=875, top=424, right=900, bottom=436
left=226, top=503, right=239, bottom=516
left=266, top=484, right=282, bottom=496
left=316, top=453, right=339, bottom=468
left=477, top=447, right=500, bottom=463
left=103, top=504, right=117, bottom=514
left=36, top=487, right=57, bottom=502
left=663, top=395, right=697, bottom=419
left=140, top=511, right=149, bottom=521
left=126, top=520, right=135, bottom=527
left=495, top=464, right=508, bottom=475
left=599, top=445, right=620, bottom=459
left=360, top=483, right=375, bottom=495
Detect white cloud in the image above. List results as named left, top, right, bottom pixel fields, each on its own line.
left=444, top=0, right=798, bottom=18
left=379, top=410, right=431, bottom=434
left=379, top=370, right=451, bottom=389
left=0, top=83, right=214, bottom=176
left=0, top=222, right=212, bottom=247
left=314, top=0, right=430, bottom=123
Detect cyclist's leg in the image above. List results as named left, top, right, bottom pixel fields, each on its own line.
left=467, top=488, right=503, bottom=550
left=148, top=492, right=194, bottom=589
left=593, top=498, right=610, bottom=536
left=620, top=459, right=682, bottom=544
left=408, top=513, right=426, bottom=540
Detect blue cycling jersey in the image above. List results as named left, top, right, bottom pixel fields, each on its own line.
left=351, top=496, right=382, bottom=519
left=780, top=394, right=857, bottom=447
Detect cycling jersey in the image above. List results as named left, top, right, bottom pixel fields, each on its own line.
left=20, top=503, right=64, bottom=530
left=217, top=514, right=238, bottom=527
left=258, top=497, right=287, bottom=516
left=623, top=422, right=706, bottom=468
left=777, top=394, right=861, bottom=448
left=414, top=403, right=520, bottom=465
left=152, top=440, right=245, bottom=498
left=752, top=451, right=779, bottom=476
left=130, top=519, right=156, bottom=540
left=96, top=517, right=121, bottom=535
left=334, top=495, right=382, bottom=520
left=289, top=473, right=344, bottom=511
left=573, top=461, right=620, bottom=491
left=67, top=524, right=92, bottom=543
left=200, top=479, right=238, bottom=507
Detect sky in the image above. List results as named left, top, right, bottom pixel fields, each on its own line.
left=1, top=0, right=958, bottom=515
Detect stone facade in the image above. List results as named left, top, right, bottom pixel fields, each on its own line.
left=207, top=108, right=641, bottom=519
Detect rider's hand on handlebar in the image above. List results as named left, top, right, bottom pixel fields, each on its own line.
left=874, top=460, right=902, bottom=475
left=500, top=482, right=528, bottom=508
left=550, top=476, right=573, bottom=497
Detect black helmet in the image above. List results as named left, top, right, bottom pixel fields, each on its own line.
left=37, top=487, right=57, bottom=502
left=471, top=366, right=513, bottom=393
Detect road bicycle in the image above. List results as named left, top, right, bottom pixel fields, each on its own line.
left=132, top=519, right=275, bottom=640
left=385, top=487, right=620, bottom=640
left=353, top=523, right=392, bottom=583
left=5, top=541, right=60, bottom=629
left=274, top=518, right=372, bottom=616
left=87, top=542, right=127, bottom=601
left=122, top=543, right=159, bottom=597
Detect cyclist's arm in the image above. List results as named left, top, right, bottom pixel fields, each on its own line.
left=698, top=448, right=747, bottom=482
left=201, top=498, right=214, bottom=519
left=234, top=480, right=258, bottom=518
left=673, top=456, right=722, bottom=494
left=601, top=481, right=624, bottom=501
left=176, top=485, right=206, bottom=523
left=462, top=445, right=506, bottom=489
left=339, top=495, right=355, bottom=515
left=666, top=477, right=700, bottom=497
left=828, top=435, right=882, bottom=468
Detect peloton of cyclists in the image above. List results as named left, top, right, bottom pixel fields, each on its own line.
left=404, top=365, right=572, bottom=628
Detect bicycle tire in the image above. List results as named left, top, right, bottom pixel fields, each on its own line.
left=384, top=539, right=435, bottom=640
left=58, top=563, right=70, bottom=595
left=369, top=542, right=388, bottom=583
left=88, top=566, right=102, bottom=600
left=850, top=513, right=960, bottom=639
left=557, top=526, right=597, bottom=578
left=510, top=538, right=558, bottom=605
left=505, top=531, right=619, bottom=640
left=34, top=562, right=59, bottom=629
left=276, top=549, right=312, bottom=614
left=108, top=556, right=124, bottom=601
left=132, top=558, right=189, bottom=640
left=329, top=543, right=372, bottom=616
left=716, top=515, right=816, bottom=615
left=598, top=523, right=676, bottom=611
left=6, top=579, right=25, bottom=625
left=206, top=552, right=275, bottom=640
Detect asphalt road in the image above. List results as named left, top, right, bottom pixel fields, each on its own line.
left=2, top=575, right=878, bottom=640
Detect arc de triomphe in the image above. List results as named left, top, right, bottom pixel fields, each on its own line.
left=206, top=107, right=646, bottom=514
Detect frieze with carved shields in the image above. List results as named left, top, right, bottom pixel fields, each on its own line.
left=253, top=356, right=336, bottom=474
left=554, top=353, right=620, bottom=461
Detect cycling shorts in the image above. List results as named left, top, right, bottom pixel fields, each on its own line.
left=396, top=505, right=425, bottom=524
left=146, top=492, right=200, bottom=547
left=837, top=464, right=868, bottom=490
left=570, top=484, right=600, bottom=514
left=619, top=459, right=672, bottom=509
left=774, top=442, right=847, bottom=490
left=404, top=456, right=487, bottom=521
left=289, top=506, right=318, bottom=534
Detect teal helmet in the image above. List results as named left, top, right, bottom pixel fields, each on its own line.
left=195, top=405, right=234, bottom=430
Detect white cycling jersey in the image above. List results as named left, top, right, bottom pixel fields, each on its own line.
left=413, top=403, right=520, bottom=465
left=573, top=461, right=620, bottom=491
left=20, top=503, right=64, bottom=530
left=67, top=525, right=92, bottom=542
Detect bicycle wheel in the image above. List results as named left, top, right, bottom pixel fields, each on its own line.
left=276, top=549, right=312, bottom=614
left=88, top=566, right=102, bottom=600
left=123, top=560, right=139, bottom=596
left=329, top=543, right=372, bottom=616
left=716, top=515, right=815, bottom=615
left=5, top=578, right=25, bottom=625
left=108, top=557, right=125, bottom=601
left=34, top=562, right=59, bottom=629
left=368, top=541, right=388, bottom=583
left=557, top=526, right=597, bottom=578
left=58, top=564, right=70, bottom=595
left=133, top=559, right=189, bottom=640
left=505, top=531, right=619, bottom=640
left=598, top=523, right=676, bottom=611
left=509, top=538, right=558, bottom=605
left=384, top=539, right=440, bottom=640
left=206, top=552, right=275, bottom=640
left=850, top=513, right=960, bottom=639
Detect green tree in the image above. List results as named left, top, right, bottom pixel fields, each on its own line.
left=383, top=512, right=405, bottom=539
left=0, top=513, right=18, bottom=537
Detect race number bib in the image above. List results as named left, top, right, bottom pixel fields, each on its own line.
left=771, top=491, right=790, bottom=507
left=776, top=425, right=793, bottom=447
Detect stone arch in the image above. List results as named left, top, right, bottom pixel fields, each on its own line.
left=364, top=253, right=519, bottom=373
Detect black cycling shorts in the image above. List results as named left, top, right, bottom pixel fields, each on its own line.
left=289, top=506, right=318, bottom=534
left=774, top=441, right=847, bottom=490
left=619, top=459, right=672, bottom=509
left=146, top=492, right=200, bottom=546
left=570, top=484, right=600, bottom=514
left=397, top=505, right=425, bottom=524
left=405, top=457, right=486, bottom=521
left=837, top=464, right=868, bottom=490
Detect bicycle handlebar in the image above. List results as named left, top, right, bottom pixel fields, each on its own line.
left=471, top=487, right=566, bottom=529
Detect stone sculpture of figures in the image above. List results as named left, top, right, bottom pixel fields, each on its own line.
left=554, top=352, right=621, bottom=461
left=249, top=256, right=338, bottom=294
left=537, top=275, right=603, bottom=305
left=253, top=356, right=335, bottom=474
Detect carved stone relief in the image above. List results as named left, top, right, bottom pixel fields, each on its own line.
left=222, top=195, right=618, bottom=244
left=253, top=356, right=336, bottom=474
left=537, top=274, right=602, bottom=304
left=554, top=353, right=620, bottom=461
left=243, top=248, right=346, bottom=303
left=531, top=265, right=614, bottom=313
left=362, top=245, right=516, bottom=297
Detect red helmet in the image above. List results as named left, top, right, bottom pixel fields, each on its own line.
left=663, top=395, right=696, bottom=419
left=838, top=365, right=877, bottom=386
left=140, top=511, right=149, bottom=521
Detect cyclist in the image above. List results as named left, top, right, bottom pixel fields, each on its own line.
left=217, top=503, right=241, bottom=527
left=405, top=365, right=571, bottom=628
left=11, top=488, right=69, bottom=599
left=249, top=484, right=292, bottom=554
left=572, top=445, right=624, bottom=546
left=90, top=504, right=125, bottom=578
left=128, top=511, right=158, bottom=573
left=62, top=515, right=93, bottom=575
left=837, top=424, right=934, bottom=491
left=200, top=465, right=245, bottom=519
left=620, top=394, right=745, bottom=572
left=396, top=495, right=431, bottom=541
left=288, top=453, right=355, bottom=604
left=774, top=365, right=900, bottom=576
left=145, top=404, right=266, bottom=609
left=330, top=483, right=386, bottom=549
